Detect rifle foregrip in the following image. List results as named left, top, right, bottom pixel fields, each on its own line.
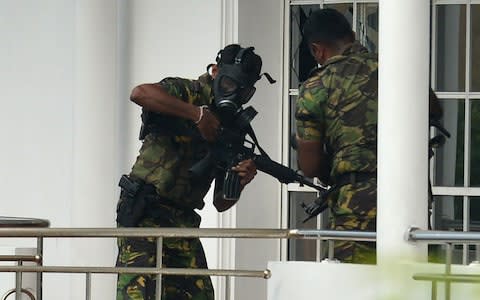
left=253, top=155, right=297, bottom=184
left=223, top=169, right=242, bottom=201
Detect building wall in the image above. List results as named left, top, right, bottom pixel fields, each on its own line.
left=0, top=0, right=225, bottom=299
left=0, top=0, right=76, bottom=297
left=235, top=0, right=285, bottom=299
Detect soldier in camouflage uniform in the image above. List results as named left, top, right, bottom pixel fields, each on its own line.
left=295, top=8, right=378, bottom=264
left=116, top=44, right=262, bottom=299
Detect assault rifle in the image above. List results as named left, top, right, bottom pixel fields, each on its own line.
left=189, top=106, right=328, bottom=201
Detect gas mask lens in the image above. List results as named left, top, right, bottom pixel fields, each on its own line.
left=238, top=86, right=256, bottom=103
left=219, top=76, right=256, bottom=104
left=219, top=76, right=238, bottom=95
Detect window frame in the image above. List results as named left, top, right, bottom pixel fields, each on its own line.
left=282, top=0, right=480, bottom=264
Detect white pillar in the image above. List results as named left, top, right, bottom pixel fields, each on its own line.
left=218, top=1, right=238, bottom=300
left=72, top=1, right=121, bottom=299
left=127, top=2, right=224, bottom=300
left=377, top=0, right=430, bottom=264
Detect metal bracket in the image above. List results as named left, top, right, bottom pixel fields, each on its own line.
left=1, top=288, right=35, bottom=300
left=405, top=226, right=420, bottom=242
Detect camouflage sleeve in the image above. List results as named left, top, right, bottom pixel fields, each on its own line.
left=295, top=84, right=328, bottom=141
left=158, top=77, right=207, bottom=106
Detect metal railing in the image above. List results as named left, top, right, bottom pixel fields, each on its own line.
left=5, top=222, right=480, bottom=300
left=0, top=217, right=49, bottom=300
left=409, top=228, right=480, bottom=300
left=0, top=225, right=376, bottom=300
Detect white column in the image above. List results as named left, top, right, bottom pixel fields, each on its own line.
left=127, top=1, right=224, bottom=300
left=73, top=0, right=119, bottom=225
left=72, top=1, right=120, bottom=299
left=218, top=1, right=238, bottom=299
left=377, top=0, right=430, bottom=264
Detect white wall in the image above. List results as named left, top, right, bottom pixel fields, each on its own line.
left=268, top=261, right=480, bottom=300
left=235, top=0, right=285, bottom=299
left=0, top=0, right=75, bottom=227
left=126, top=0, right=224, bottom=298
left=0, top=0, right=76, bottom=298
left=0, top=0, right=224, bottom=299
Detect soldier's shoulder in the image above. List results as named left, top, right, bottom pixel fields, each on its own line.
left=351, top=52, right=378, bottom=69
left=159, top=76, right=194, bottom=88
left=302, top=68, right=330, bottom=90
left=158, top=76, right=204, bottom=99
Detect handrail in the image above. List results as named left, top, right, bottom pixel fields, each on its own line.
left=289, top=229, right=376, bottom=241
left=0, top=256, right=42, bottom=264
left=0, top=227, right=376, bottom=241
left=0, top=217, right=49, bottom=300
left=0, top=217, right=49, bottom=228
left=0, top=227, right=376, bottom=300
left=408, top=228, right=480, bottom=300
left=408, top=228, right=480, bottom=244
left=0, top=227, right=289, bottom=238
left=413, top=273, right=480, bottom=284
left=0, top=266, right=271, bottom=279
left=8, top=227, right=480, bottom=299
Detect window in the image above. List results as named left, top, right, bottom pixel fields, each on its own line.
left=432, top=2, right=480, bottom=264
left=284, top=0, right=480, bottom=264
left=285, top=0, right=379, bottom=261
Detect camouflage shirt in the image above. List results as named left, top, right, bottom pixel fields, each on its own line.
left=130, top=73, right=215, bottom=210
left=295, top=42, right=378, bottom=179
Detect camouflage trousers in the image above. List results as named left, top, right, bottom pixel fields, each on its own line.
left=328, top=178, right=377, bottom=264
left=116, top=204, right=214, bottom=300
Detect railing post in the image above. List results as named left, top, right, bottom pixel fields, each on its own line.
left=36, top=237, right=43, bottom=300
left=431, top=281, right=437, bottom=300
left=327, top=240, right=334, bottom=260
left=155, top=237, right=163, bottom=300
left=225, top=275, right=231, bottom=300
left=476, top=243, right=480, bottom=262
left=15, top=261, right=22, bottom=300
left=445, top=243, right=452, bottom=300
left=85, top=273, right=91, bottom=300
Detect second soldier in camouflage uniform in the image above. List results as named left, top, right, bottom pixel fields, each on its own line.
left=116, top=45, right=261, bottom=299
left=295, top=8, right=378, bottom=264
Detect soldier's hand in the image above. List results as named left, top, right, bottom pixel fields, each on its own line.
left=196, top=107, right=220, bottom=142
left=232, top=159, right=257, bottom=187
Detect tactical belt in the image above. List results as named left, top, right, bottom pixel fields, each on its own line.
left=119, top=175, right=192, bottom=212
left=334, top=171, right=376, bottom=187
left=142, top=184, right=194, bottom=212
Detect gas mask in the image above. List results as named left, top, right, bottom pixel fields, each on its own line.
left=212, top=47, right=275, bottom=119
left=191, top=46, right=275, bottom=201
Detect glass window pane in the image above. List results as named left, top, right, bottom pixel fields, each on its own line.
left=470, top=101, right=480, bottom=186
left=433, top=195, right=463, bottom=231
left=435, top=5, right=466, bottom=92
left=470, top=197, right=480, bottom=229
left=467, top=197, right=480, bottom=262
left=290, top=5, right=321, bottom=89
left=323, top=3, right=354, bottom=25
left=433, top=99, right=465, bottom=187
left=429, top=205, right=466, bottom=267
left=288, top=192, right=319, bottom=261
left=356, top=3, right=379, bottom=53
left=432, top=197, right=480, bottom=263
left=471, top=5, right=480, bottom=92
left=290, top=4, right=354, bottom=89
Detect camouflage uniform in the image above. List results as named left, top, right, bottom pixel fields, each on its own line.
left=116, top=74, right=215, bottom=299
left=295, top=42, right=378, bottom=264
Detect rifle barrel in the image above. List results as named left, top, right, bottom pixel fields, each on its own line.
left=253, top=155, right=326, bottom=192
